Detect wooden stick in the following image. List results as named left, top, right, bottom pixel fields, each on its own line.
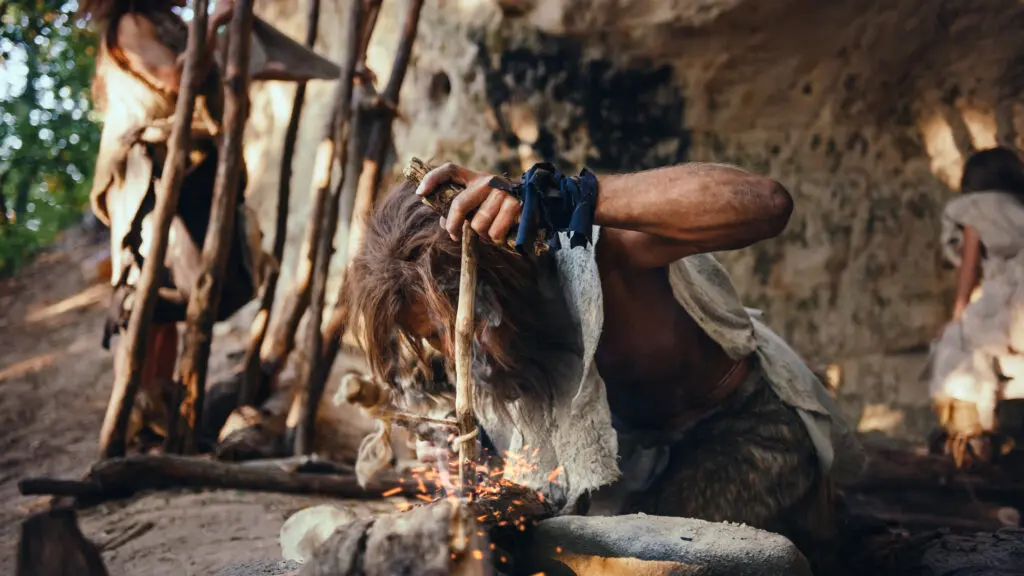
left=455, top=220, right=479, bottom=495
left=239, top=0, right=323, bottom=408
left=96, top=0, right=210, bottom=459
left=257, top=0, right=382, bottom=412
left=18, top=455, right=435, bottom=504
left=320, top=0, right=425, bottom=368
left=255, top=96, right=340, bottom=398
left=293, top=0, right=370, bottom=455
left=400, top=158, right=480, bottom=493
left=347, top=0, right=425, bottom=255
left=169, top=0, right=256, bottom=455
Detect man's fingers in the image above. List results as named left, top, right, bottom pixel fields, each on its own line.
left=415, top=162, right=468, bottom=198
left=469, top=192, right=504, bottom=242
left=488, top=195, right=521, bottom=244
left=445, top=180, right=490, bottom=240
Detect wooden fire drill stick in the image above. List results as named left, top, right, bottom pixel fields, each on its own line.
left=403, top=158, right=478, bottom=496
left=453, top=220, right=478, bottom=495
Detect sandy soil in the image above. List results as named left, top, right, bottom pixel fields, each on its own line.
left=0, top=230, right=392, bottom=575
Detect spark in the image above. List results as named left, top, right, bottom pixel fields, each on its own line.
left=546, top=466, right=564, bottom=483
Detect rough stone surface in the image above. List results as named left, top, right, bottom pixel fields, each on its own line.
left=240, top=0, right=1024, bottom=443
left=279, top=505, right=359, bottom=564
left=522, top=514, right=812, bottom=576
left=920, top=529, right=1024, bottom=575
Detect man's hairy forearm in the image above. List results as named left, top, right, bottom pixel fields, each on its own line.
left=594, top=162, right=793, bottom=254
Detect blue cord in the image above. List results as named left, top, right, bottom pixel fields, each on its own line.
left=502, top=163, right=598, bottom=253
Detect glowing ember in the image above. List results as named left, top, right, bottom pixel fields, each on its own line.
left=381, top=487, right=403, bottom=497
left=389, top=445, right=558, bottom=540
left=546, top=466, right=564, bottom=483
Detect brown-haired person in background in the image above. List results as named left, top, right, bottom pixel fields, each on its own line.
left=80, top=0, right=268, bottom=448
left=930, top=146, right=1024, bottom=468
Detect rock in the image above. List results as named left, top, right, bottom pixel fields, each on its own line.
left=279, top=505, right=359, bottom=564
left=519, top=514, right=812, bottom=576
left=919, top=528, right=1024, bottom=575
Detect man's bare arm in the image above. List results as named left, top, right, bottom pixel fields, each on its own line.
left=593, top=163, right=793, bottom=268
left=415, top=161, right=792, bottom=269
left=951, top=225, right=982, bottom=320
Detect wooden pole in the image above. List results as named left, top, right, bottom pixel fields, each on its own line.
left=255, top=98, right=339, bottom=399
left=347, top=0, right=424, bottom=254
left=170, top=0, right=256, bottom=454
left=239, top=0, right=323, bottom=408
left=292, top=0, right=369, bottom=456
left=257, top=0, right=382, bottom=405
left=320, top=0, right=425, bottom=369
left=96, top=0, right=210, bottom=459
left=18, top=454, right=435, bottom=504
left=455, top=220, right=479, bottom=495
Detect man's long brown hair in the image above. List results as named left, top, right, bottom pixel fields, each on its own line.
left=348, top=180, right=578, bottom=408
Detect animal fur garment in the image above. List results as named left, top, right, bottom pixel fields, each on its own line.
left=478, top=227, right=866, bottom=513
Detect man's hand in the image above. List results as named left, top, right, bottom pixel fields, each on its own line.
left=415, top=163, right=521, bottom=244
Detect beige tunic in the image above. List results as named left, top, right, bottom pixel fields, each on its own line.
left=89, top=10, right=225, bottom=290
left=931, top=191, right=1024, bottom=430
left=479, top=227, right=866, bottom=512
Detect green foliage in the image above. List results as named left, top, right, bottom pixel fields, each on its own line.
left=0, top=0, right=101, bottom=275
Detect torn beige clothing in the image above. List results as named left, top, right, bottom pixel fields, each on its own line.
left=932, top=191, right=1024, bottom=430
left=89, top=9, right=225, bottom=286
left=481, top=227, right=865, bottom=513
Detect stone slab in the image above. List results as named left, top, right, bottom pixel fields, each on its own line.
left=519, top=513, right=812, bottom=576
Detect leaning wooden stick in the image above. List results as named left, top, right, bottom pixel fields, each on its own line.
left=239, top=0, right=323, bottom=408
left=170, top=0, right=256, bottom=455
left=294, top=0, right=369, bottom=456
left=259, top=2, right=381, bottom=447
left=347, top=0, right=425, bottom=255
left=96, top=0, right=210, bottom=459
left=320, top=0, right=422, bottom=376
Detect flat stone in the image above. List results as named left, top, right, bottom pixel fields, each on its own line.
left=520, top=514, right=812, bottom=576
left=279, top=505, right=359, bottom=564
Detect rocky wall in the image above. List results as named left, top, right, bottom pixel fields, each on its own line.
left=240, top=0, right=1024, bottom=443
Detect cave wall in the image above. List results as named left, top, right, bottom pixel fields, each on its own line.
left=241, top=0, right=1024, bottom=443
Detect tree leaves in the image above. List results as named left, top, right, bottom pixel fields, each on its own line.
left=1, top=0, right=100, bottom=274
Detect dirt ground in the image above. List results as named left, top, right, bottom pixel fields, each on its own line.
left=0, top=230, right=394, bottom=575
